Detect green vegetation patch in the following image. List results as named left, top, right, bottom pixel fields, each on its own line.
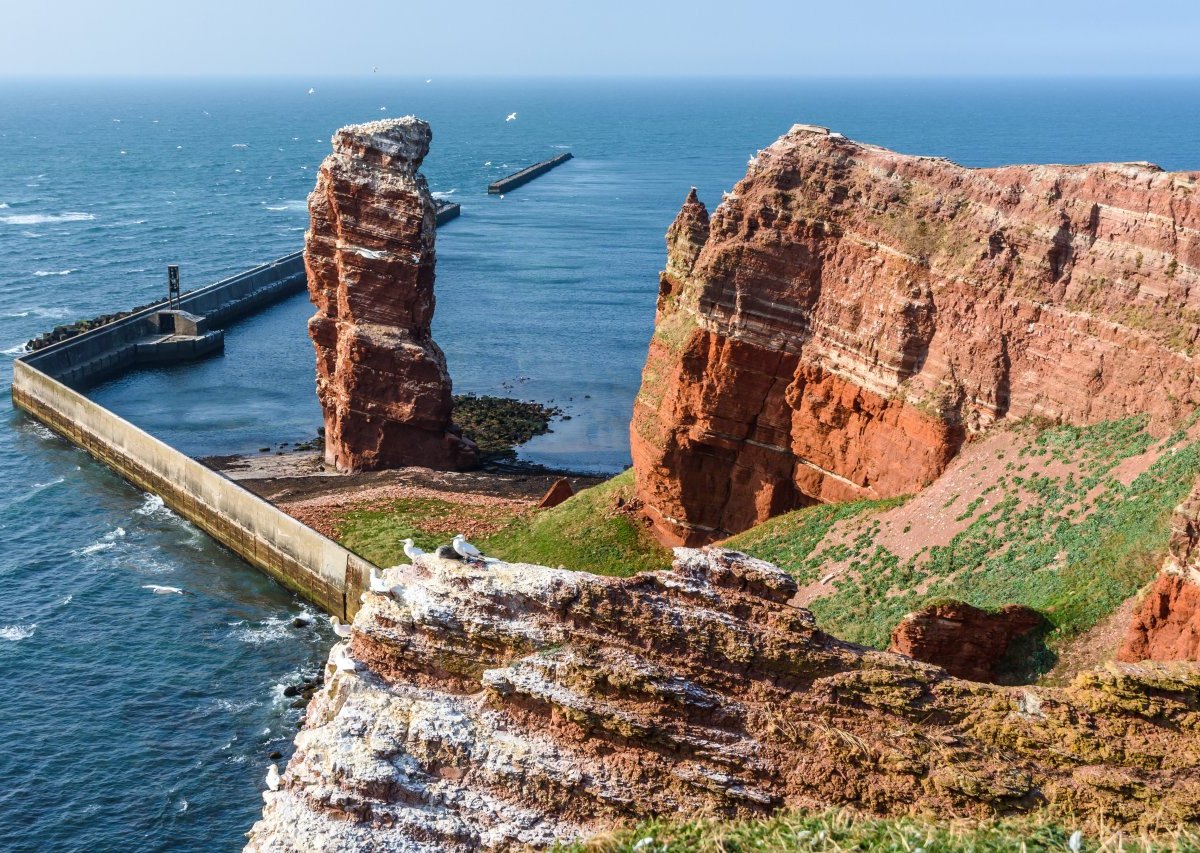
left=480, top=470, right=670, bottom=577
left=562, top=808, right=1189, bottom=852
left=726, top=415, right=1200, bottom=678
left=336, top=496, right=527, bottom=567
left=451, top=394, right=562, bottom=461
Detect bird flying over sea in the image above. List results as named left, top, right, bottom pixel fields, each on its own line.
left=307, top=88, right=315, bottom=95
left=506, top=112, right=518, bottom=122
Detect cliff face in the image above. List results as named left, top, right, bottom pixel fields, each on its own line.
left=306, top=117, right=476, bottom=473
left=632, top=125, right=1200, bottom=544
left=247, top=548, right=1200, bottom=851
left=1120, top=484, right=1200, bottom=661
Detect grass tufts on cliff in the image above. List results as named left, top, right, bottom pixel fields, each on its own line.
left=725, top=414, right=1200, bottom=679
left=564, top=808, right=1196, bottom=852
left=480, top=470, right=670, bottom=576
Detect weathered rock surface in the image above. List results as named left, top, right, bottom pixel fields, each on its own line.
left=247, top=548, right=1200, bottom=851
left=306, top=117, right=477, bottom=473
left=536, top=477, right=574, bottom=509
left=1121, top=483, right=1200, bottom=661
left=889, top=600, right=1045, bottom=682
left=632, top=125, right=1200, bottom=543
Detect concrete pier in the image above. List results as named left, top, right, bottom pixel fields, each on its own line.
left=11, top=250, right=380, bottom=619
left=435, top=200, right=461, bottom=225
left=488, top=152, right=573, bottom=194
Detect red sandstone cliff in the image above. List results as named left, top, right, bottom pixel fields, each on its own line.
left=632, top=125, right=1200, bottom=544
left=247, top=548, right=1200, bottom=850
left=1120, top=483, right=1200, bottom=661
left=306, top=117, right=476, bottom=473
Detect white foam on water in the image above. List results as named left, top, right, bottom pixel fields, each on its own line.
left=231, top=143, right=249, bottom=148
left=33, top=269, right=76, bottom=277
left=59, top=595, right=73, bottom=606
left=431, top=189, right=457, bottom=199
left=3, top=306, right=73, bottom=319
left=24, top=423, right=56, bottom=441
left=32, top=477, right=64, bottom=491
left=213, top=697, right=261, bottom=713
left=0, top=212, right=95, bottom=225
left=134, top=493, right=177, bottom=520
left=177, top=799, right=189, bottom=813
left=0, top=203, right=8, bottom=208
left=78, top=541, right=116, bottom=556
left=233, top=615, right=293, bottom=646
left=0, top=624, right=36, bottom=642
left=2, top=343, right=28, bottom=356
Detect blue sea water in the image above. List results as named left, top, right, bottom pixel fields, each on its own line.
left=0, top=76, right=1198, bottom=851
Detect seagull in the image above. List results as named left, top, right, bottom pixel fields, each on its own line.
left=329, top=615, right=352, bottom=638
left=369, top=567, right=392, bottom=594
left=379, top=106, right=387, bottom=112
left=265, top=764, right=281, bottom=791
left=373, top=65, right=379, bottom=73
left=505, top=112, right=518, bottom=122
left=402, top=538, right=425, bottom=561
left=333, top=645, right=357, bottom=672
left=452, top=534, right=483, bottom=562
left=307, top=88, right=315, bottom=95
left=425, top=78, right=432, bottom=84
left=143, top=584, right=186, bottom=595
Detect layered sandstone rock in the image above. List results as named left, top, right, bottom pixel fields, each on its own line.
left=247, top=548, right=1200, bottom=851
left=632, top=125, right=1200, bottom=543
left=889, top=600, right=1045, bottom=682
left=306, top=117, right=476, bottom=472
left=1120, top=484, right=1200, bottom=661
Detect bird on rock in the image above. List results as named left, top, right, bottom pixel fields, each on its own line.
left=265, top=764, right=281, bottom=791
left=333, top=645, right=357, bottom=673
left=369, top=567, right=392, bottom=595
left=452, top=534, right=484, bottom=562
left=329, top=615, right=352, bottom=639
left=402, top=538, right=425, bottom=561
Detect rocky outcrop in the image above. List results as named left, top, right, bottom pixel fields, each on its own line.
left=1120, top=484, right=1200, bottom=661
left=889, top=600, right=1045, bottom=682
left=632, top=124, right=1200, bottom=544
left=248, top=548, right=1200, bottom=851
left=537, top=477, right=574, bottom=509
left=306, top=117, right=476, bottom=473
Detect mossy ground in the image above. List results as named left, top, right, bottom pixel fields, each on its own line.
left=451, top=394, right=562, bottom=461
left=563, top=808, right=1198, bottom=852
left=479, top=470, right=670, bottom=576
left=333, top=470, right=670, bottom=577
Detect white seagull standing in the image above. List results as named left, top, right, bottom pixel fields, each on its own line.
left=333, top=645, right=357, bottom=672
left=452, top=534, right=484, bottom=562
left=265, top=764, right=281, bottom=791
left=329, top=615, right=352, bottom=638
left=369, top=567, right=392, bottom=594
left=505, top=112, right=518, bottom=122
left=402, top=538, right=425, bottom=561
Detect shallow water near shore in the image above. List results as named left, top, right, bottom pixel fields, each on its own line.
left=1, top=77, right=1199, bottom=851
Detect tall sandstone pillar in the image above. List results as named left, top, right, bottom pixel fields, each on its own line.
left=306, top=118, right=476, bottom=472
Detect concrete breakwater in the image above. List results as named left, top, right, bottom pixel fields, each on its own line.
left=11, top=251, right=378, bottom=619
left=488, top=152, right=573, bottom=194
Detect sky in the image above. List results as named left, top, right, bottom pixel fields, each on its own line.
left=2, top=0, right=1199, bottom=77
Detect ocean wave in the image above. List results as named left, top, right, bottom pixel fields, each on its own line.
left=232, top=143, right=249, bottom=148
left=431, top=189, right=457, bottom=199
left=0, top=203, right=7, bottom=208
left=232, top=615, right=293, bottom=646
left=78, top=541, right=116, bottom=555
left=0, top=212, right=95, bottom=225
left=0, top=624, right=36, bottom=642
left=3, top=306, right=73, bottom=319
left=21, top=231, right=41, bottom=238
left=59, top=595, right=73, bottom=606
left=2, top=343, right=28, bottom=356
left=33, top=269, right=76, bottom=277
left=213, top=697, right=261, bottom=713
left=134, top=493, right=177, bottom=520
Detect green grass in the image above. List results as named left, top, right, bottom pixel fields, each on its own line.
left=479, top=470, right=670, bottom=576
left=336, top=496, right=520, bottom=566
left=561, top=808, right=1197, bottom=852
left=724, top=415, right=1200, bottom=674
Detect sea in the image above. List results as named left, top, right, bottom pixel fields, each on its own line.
left=0, top=77, right=1198, bottom=851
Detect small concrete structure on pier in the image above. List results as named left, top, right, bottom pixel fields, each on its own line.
left=488, top=152, right=573, bottom=194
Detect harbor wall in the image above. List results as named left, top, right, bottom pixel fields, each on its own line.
left=11, top=359, right=374, bottom=619
left=487, top=152, right=573, bottom=194
left=23, top=251, right=307, bottom=388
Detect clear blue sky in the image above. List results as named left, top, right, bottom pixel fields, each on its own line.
left=3, top=0, right=1198, bottom=77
